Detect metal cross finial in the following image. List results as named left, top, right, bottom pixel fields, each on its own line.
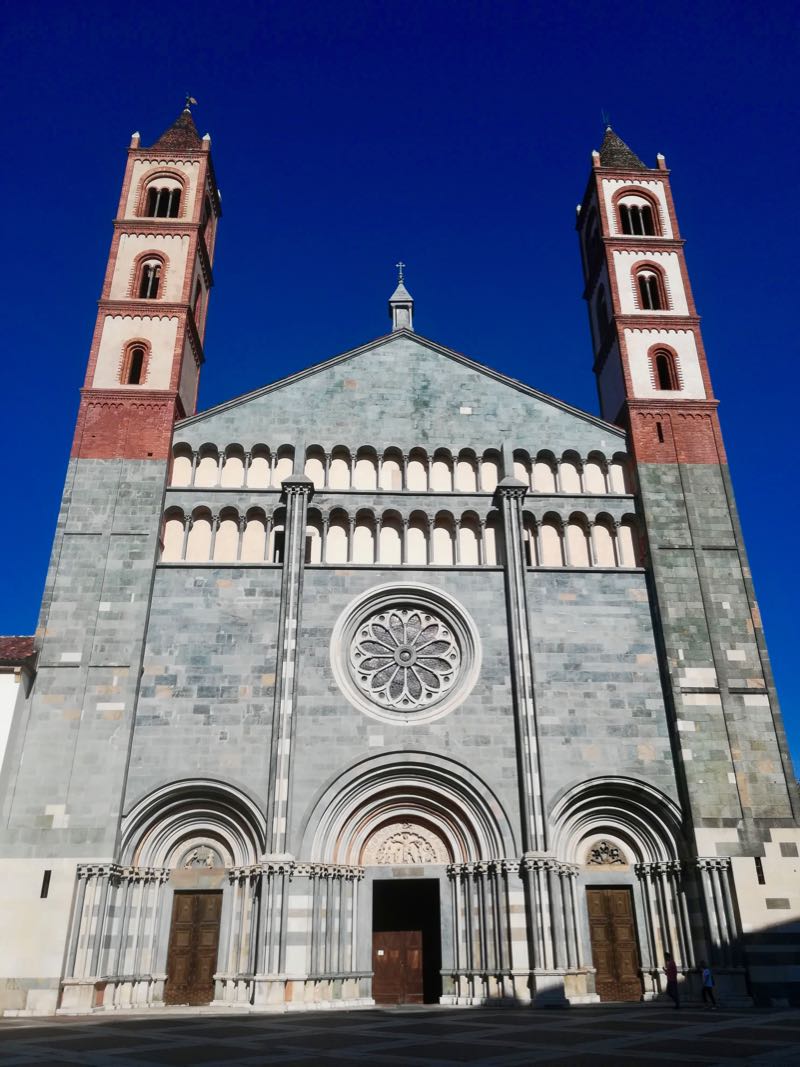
left=396, top=261, right=406, bottom=284
left=184, top=93, right=198, bottom=112
left=601, top=109, right=611, bottom=130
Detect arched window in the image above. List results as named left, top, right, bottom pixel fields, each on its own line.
left=406, top=514, right=428, bottom=565
left=430, top=451, right=453, bottom=491
left=304, top=447, right=326, bottom=490
left=619, top=201, right=656, bottom=236
left=305, top=512, right=323, bottom=564
left=186, top=509, right=213, bottom=562
left=432, top=514, right=456, bottom=565
left=480, top=451, right=501, bottom=492
left=170, top=444, right=193, bottom=487
left=273, top=446, right=294, bottom=485
left=635, top=267, right=667, bottom=311
left=458, top=514, right=480, bottom=565
left=161, top=510, right=185, bottom=562
left=379, top=514, right=403, bottom=564
left=539, top=517, right=564, bottom=566
left=241, top=511, right=267, bottom=562
left=326, top=511, right=349, bottom=563
left=353, top=448, right=378, bottom=490
left=454, top=451, right=478, bottom=492
left=533, top=452, right=557, bottom=493
left=145, top=184, right=181, bottom=218
left=137, top=260, right=161, bottom=299
left=194, top=445, right=219, bottom=488
left=121, top=343, right=147, bottom=385
left=566, top=517, right=591, bottom=567
left=329, top=447, right=350, bottom=489
left=653, top=348, right=679, bottom=390
left=352, top=513, right=376, bottom=564
left=220, top=446, right=245, bottom=487
left=380, top=450, right=403, bottom=490
left=247, top=446, right=270, bottom=488
left=407, top=449, right=428, bottom=491
left=213, top=509, right=240, bottom=562
left=559, top=454, right=582, bottom=494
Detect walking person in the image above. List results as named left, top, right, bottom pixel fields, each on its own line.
left=700, top=960, right=717, bottom=1009
left=664, top=952, right=680, bottom=1009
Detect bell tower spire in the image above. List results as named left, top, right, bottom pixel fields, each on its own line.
left=71, top=100, right=221, bottom=460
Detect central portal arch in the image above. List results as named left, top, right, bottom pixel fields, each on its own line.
left=302, top=753, right=516, bottom=1005
left=305, top=751, right=514, bottom=865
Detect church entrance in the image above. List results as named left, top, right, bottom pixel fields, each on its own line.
left=164, top=890, right=222, bottom=1006
left=371, top=880, right=442, bottom=1004
left=586, top=887, right=643, bottom=1002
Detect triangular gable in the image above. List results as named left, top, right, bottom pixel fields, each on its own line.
left=176, top=330, right=626, bottom=456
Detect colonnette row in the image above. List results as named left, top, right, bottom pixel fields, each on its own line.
left=161, top=505, right=642, bottom=568
left=169, top=444, right=634, bottom=495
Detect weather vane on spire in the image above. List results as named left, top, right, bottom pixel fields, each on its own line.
left=601, top=109, right=611, bottom=130
left=396, top=261, right=406, bottom=284
left=184, top=94, right=198, bottom=113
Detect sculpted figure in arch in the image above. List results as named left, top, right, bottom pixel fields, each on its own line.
left=363, top=822, right=449, bottom=865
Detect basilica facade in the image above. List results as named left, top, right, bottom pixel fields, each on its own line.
left=0, top=107, right=798, bottom=1016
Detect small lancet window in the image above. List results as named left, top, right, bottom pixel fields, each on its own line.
left=654, top=350, right=678, bottom=390
left=138, top=261, right=161, bottom=299
left=145, top=185, right=181, bottom=218
left=620, top=202, right=656, bottom=236
left=126, top=346, right=145, bottom=385
left=637, top=270, right=663, bottom=311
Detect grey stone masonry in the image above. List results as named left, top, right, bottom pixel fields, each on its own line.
left=174, top=332, right=628, bottom=460
left=0, top=458, right=167, bottom=856
left=637, top=460, right=799, bottom=843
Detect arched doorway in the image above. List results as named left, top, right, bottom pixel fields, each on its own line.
left=304, top=753, right=516, bottom=1005
left=59, top=780, right=265, bottom=1013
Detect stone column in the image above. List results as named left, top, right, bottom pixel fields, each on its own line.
left=264, top=475, right=314, bottom=856
left=493, top=479, right=546, bottom=852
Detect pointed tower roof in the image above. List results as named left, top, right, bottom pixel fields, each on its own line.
left=388, top=262, right=414, bottom=331
left=598, top=127, right=647, bottom=170
left=150, top=103, right=203, bottom=151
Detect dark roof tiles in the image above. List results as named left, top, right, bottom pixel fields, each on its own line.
left=150, top=109, right=203, bottom=151
left=598, top=128, right=647, bottom=170
left=0, top=636, right=35, bottom=665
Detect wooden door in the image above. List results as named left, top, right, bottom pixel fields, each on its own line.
left=165, top=891, right=222, bottom=1006
left=586, top=887, right=642, bottom=1002
left=372, top=930, right=423, bottom=1004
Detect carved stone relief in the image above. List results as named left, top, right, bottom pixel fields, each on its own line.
left=179, top=844, right=224, bottom=869
left=362, top=822, right=450, bottom=865
left=585, top=839, right=627, bottom=867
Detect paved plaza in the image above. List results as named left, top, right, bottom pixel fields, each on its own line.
left=1, top=1005, right=799, bottom=1066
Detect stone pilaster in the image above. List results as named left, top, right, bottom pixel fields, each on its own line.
left=493, top=478, right=545, bottom=852
left=265, top=475, right=314, bottom=857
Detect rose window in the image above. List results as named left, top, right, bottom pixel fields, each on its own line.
left=350, top=608, right=460, bottom=711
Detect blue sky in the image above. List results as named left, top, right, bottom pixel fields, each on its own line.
left=2, top=1, right=798, bottom=761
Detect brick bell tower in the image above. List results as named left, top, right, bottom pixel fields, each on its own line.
left=577, top=128, right=800, bottom=996
left=0, top=105, right=222, bottom=1015
left=72, top=99, right=220, bottom=460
